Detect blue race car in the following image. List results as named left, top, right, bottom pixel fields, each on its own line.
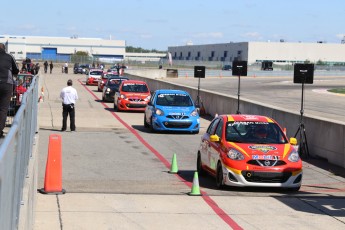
left=144, top=89, right=200, bottom=133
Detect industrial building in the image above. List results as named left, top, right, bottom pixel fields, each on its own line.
left=168, top=41, right=345, bottom=65
left=0, top=35, right=126, bottom=62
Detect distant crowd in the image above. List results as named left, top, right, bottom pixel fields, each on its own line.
left=21, top=57, right=40, bottom=75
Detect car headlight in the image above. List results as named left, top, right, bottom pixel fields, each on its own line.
left=106, top=88, right=110, bottom=92
left=288, top=146, right=300, bottom=162
left=227, top=149, right=244, bottom=160
left=144, top=95, right=151, bottom=101
left=155, top=108, right=164, bottom=116
left=190, top=108, right=199, bottom=117
left=120, top=94, right=126, bottom=99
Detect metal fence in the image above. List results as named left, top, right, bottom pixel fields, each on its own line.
left=0, top=76, right=39, bottom=230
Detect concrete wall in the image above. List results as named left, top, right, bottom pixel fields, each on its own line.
left=126, top=69, right=345, bottom=169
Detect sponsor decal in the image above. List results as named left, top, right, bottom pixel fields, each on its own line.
left=249, top=145, right=277, bottom=153
left=252, top=155, right=279, bottom=160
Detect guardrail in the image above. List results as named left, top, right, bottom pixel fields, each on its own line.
left=0, top=76, right=39, bottom=230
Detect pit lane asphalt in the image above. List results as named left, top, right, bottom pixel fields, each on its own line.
left=35, top=70, right=345, bottom=230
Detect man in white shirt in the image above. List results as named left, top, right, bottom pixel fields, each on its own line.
left=60, top=79, right=78, bottom=131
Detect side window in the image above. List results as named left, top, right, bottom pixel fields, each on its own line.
left=150, top=92, right=156, bottom=105
left=215, top=119, right=223, bottom=138
left=207, top=118, right=220, bottom=135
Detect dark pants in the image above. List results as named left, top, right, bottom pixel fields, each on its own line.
left=0, top=83, right=13, bottom=134
left=62, top=104, right=75, bottom=131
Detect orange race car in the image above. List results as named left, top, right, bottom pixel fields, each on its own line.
left=197, top=114, right=302, bottom=191
left=114, top=80, right=150, bottom=112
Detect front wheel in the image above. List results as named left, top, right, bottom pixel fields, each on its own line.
left=149, top=117, right=155, bottom=133
left=216, top=163, right=224, bottom=189
left=144, top=114, right=149, bottom=128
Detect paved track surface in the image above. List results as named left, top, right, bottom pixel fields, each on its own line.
left=35, top=70, right=345, bottom=230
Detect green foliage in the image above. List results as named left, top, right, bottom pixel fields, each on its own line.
left=304, top=59, right=311, bottom=64
left=71, top=51, right=91, bottom=63
left=126, top=46, right=166, bottom=53
left=328, top=88, right=345, bottom=94
left=316, top=59, right=325, bottom=65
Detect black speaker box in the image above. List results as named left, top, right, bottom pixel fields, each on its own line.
left=194, top=66, right=206, bottom=78
left=293, top=64, right=314, bottom=84
left=232, top=61, right=247, bottom=76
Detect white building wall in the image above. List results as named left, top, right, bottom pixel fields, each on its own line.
left=169, top=42, right=345, bottom=65
left=0, top=35, right=126, bottom=59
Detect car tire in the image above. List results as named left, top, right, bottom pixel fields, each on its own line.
left=144, top=114, right=149, bottom=128
left=216, top=162, right=224, bottom=189
left=149, top=117, right=155, bottom=133
left=197, top=153, right=206, bottom=176
left=102, top=95, right=105, bottom=102
left=287, top=186, right=301, bottom=192
left=116, top=102, right=122, bottom=112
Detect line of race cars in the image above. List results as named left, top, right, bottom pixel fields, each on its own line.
left=88, top=70, right=303, bottom=191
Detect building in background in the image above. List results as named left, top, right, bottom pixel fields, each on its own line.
left=168, top=41, right=345, bottom=65
left=0, top=35, right=126, bottom=62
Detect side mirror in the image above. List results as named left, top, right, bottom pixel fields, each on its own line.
left=210, top=134, right=220, bottom=142
left=289, top=137, right=297, bottom=145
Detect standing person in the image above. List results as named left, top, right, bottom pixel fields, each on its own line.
left=64, top=62, right=68, bottom=74
left=0, top=43, right=19, bottom=138
left=115, top=63, right=120, bottom=75
left=49, top=61, right=53, bottom=74
left=60, top=79, right=78, bottom=132
left=43, top=61, right=48, bottom=73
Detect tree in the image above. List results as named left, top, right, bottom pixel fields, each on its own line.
left=71, top=51, right=90, bottom=63
left=126, top=46, right=166, bottom=53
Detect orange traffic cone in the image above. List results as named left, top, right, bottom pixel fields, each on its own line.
left=38, top=134, right=66, bottom=194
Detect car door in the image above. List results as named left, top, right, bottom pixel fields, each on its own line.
left=209, top=118, right=224, bottom=171
left=200, top=118, right=220, bottom=171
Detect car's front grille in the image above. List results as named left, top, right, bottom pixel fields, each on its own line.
left=125, top=103, right=146, bottom=108
left=166, top=115, right=189, bottom=120
left=163, top=121, right=192, bottom=128
left=241, top=171, right=291, bottom=183
left=129, top=98, right=145, bottom=102
left=247, top=160, right=286, bottom=167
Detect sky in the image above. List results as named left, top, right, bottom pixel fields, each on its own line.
left=1, top=0, right=345, bottom=51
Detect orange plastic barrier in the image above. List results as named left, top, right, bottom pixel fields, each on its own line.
left=38, top=134, right=66, bottom=194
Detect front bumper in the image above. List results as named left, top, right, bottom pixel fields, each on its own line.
left=117, top=100, right=148, bottom=111
left=222, top=165, right=303, bottom=188
left=152, top=116, right=200, bottom=132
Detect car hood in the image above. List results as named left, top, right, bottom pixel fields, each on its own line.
left=157, top=105, right=196, bottom=115
left=228, top=142, right=293, bottom=158
left=122, top=93, right=150, bottom=98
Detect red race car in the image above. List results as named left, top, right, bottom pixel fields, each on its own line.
left=114, top=80, right=150, bottom=112
left=197, top=114, right=302, bottom=191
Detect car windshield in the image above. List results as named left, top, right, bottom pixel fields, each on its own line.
left=225, top=121, right=287, bottom=144
left=108, top=78, right=127, bottom=86
left=90, top=71, right=103, bottom=75
left=121, top=83, right=148, bottom=93
left=103, top=74, right=117, bottom=79
left=156, top=93, right=193, bottom=106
